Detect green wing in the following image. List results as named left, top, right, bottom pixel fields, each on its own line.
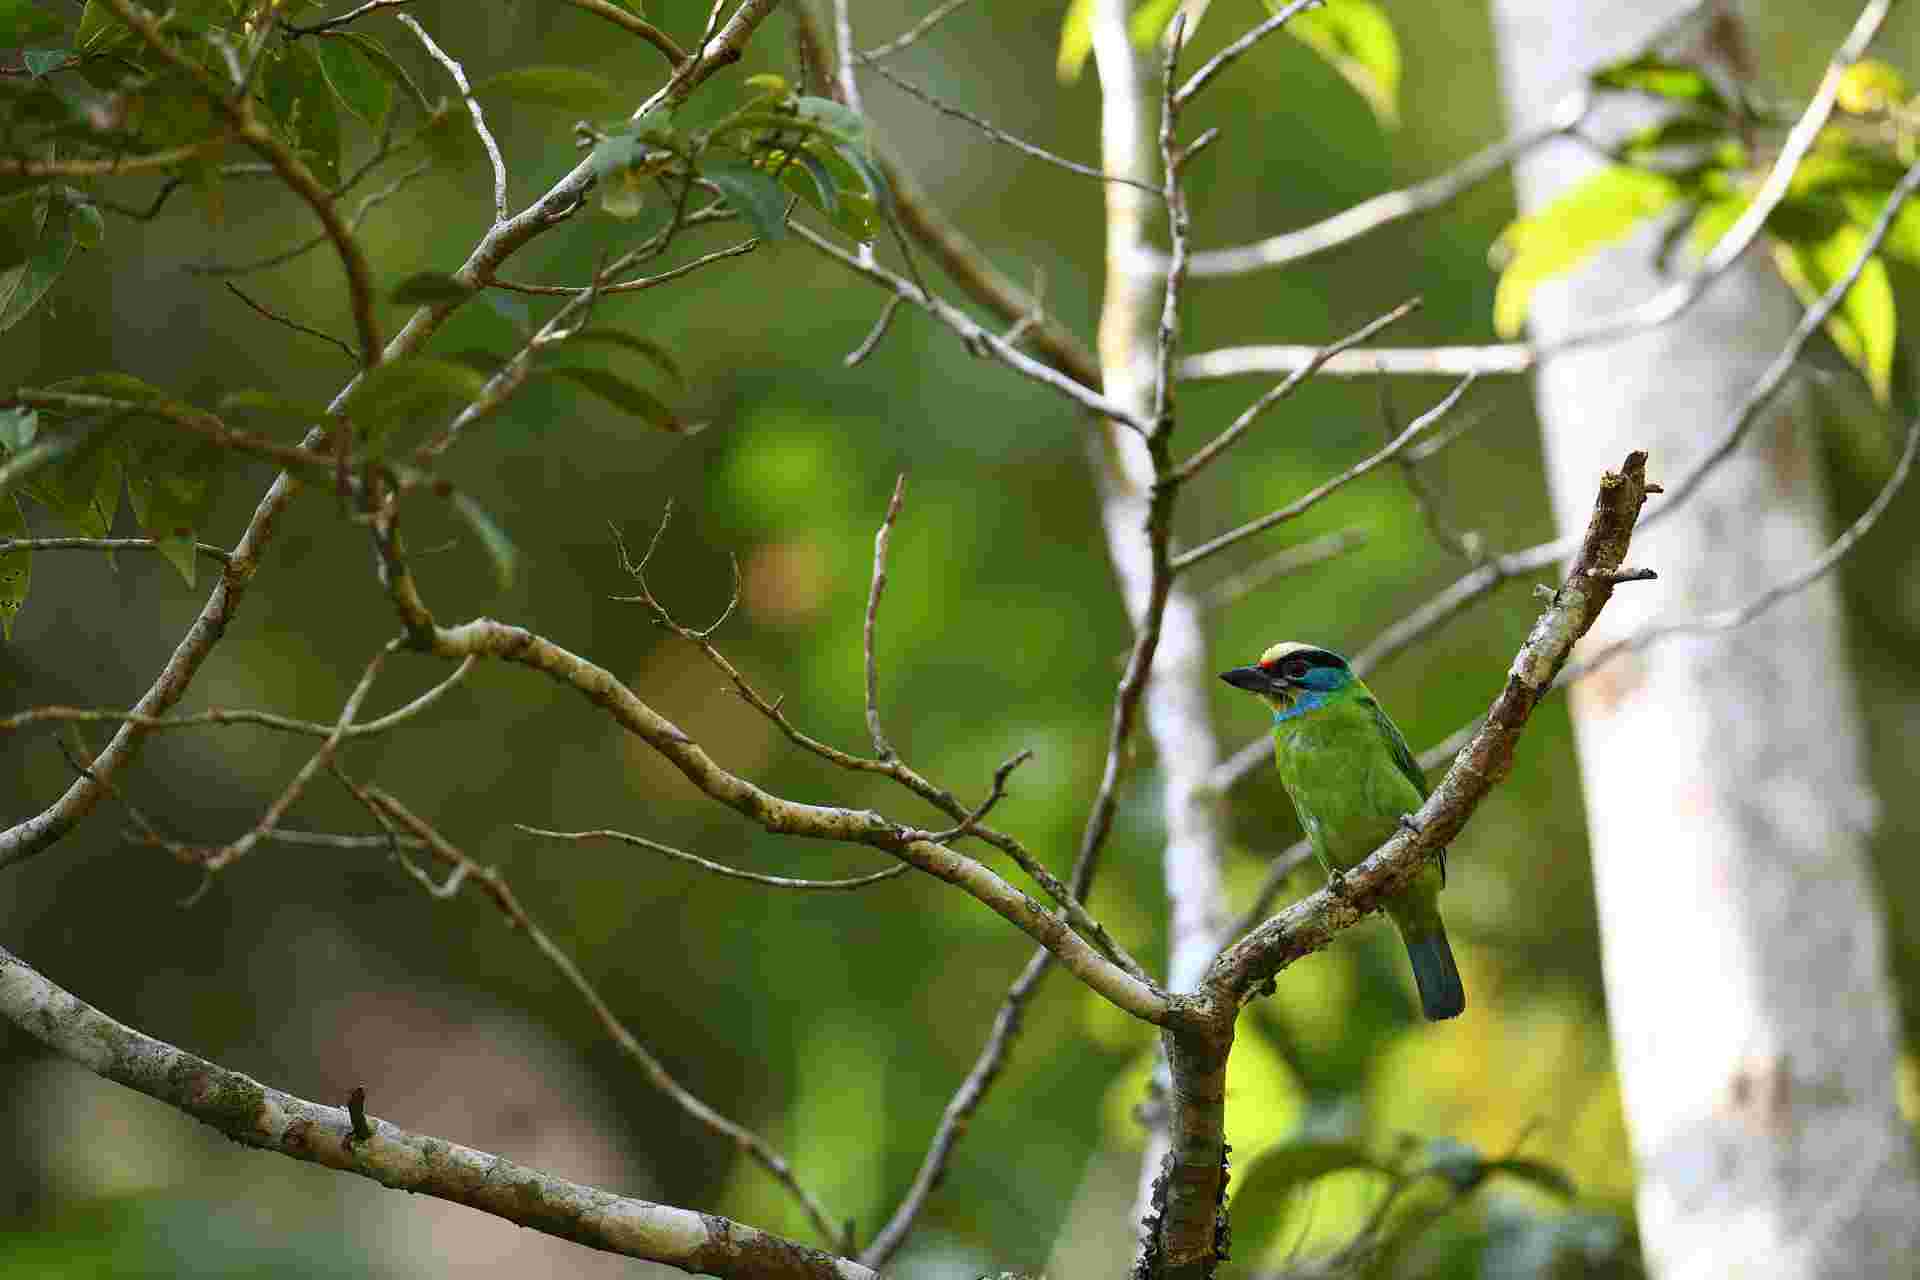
left=1362, top=695, right=1444, bottom=884
left=1362, top=697, right=1426, bottom=799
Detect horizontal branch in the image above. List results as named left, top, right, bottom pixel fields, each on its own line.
left=0, top=944, right=872, bottom=1280
left=1208, top=452, right=1655, bottom=998
left=0, top=536, right=231, bottom=564
left=421, top=617, right=1171, bottom=1024
left=1178, top=343, right=1533, bottom=381
left=516, top=826, right=909, bottom=891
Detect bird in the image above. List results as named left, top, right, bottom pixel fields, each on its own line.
left=1220, top=642, right=1464, bottom=1021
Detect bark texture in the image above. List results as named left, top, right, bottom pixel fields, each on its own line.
left=1490, top=4, right=1920, bottom=1276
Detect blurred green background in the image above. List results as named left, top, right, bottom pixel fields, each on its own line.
left=4, top=1, right=1919, bottom=1275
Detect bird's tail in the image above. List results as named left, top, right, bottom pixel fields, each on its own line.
left=1401, top=928, right=1466, bottom=1021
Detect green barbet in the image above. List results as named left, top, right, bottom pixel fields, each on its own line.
left=1221, top=642, right=1465, bottom=1020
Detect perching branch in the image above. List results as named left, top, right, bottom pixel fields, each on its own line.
left=0, top=944, right=873, bottom=1280
left=516, top=825, right=909, bottom=891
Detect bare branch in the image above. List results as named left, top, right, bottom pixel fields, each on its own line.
left=0, top=944, right=873, bottom=1280
left=862, top=58, right=1164, bottom=194
left=1173, top=373, right=1478, bottom=572
left=1199, top=527, right=1367, bottom=611
left=396, top=14, right=507, bottom=224
left=1180, top=92, right=1589, bottom=276
left=864, top=474, right=907, bottom=760
left=843, top=294, right=904, bottom=366
left=789, top=220, right=1154, bottom=434
left=223, top=281, right=358, bottom=363
left=1172, top=0, right=1322, bottom=110
left=555, top=0, right=688, bottom=67
left=1169, top=298, right=1421, bottom=484
left=515, top=825, right=909, bottom=891
left=282, top=0, right=420, bottom=36
left=861, top=0, right=977, bottom=60
left=1179, top=342, right=1532, bottom=381
left=0, top=537, right=231, bottom=565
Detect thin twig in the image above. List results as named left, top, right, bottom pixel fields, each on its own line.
left=556, top=0, right=688, bottom=67
left=515, top=826, right=909, bottom=890
left=861, top=0, right=978, bottom=59
left=1170, top=299, right=1421, bottom=484
left=396, top=14, right=507, bottom=224
left=862, top=58, right=1164, bottom=195
left=493, top=235, right=759, bottom=296
left=282, top=0, right=420, bottom=36
left=223, top=282, right=358, bottom=363
left=844, top=295, right=904, bottom=366
left=1179, top=343, right=1532, bottom=380
left=1172, top=0, right=1322, bottom=110
left=864, top=475, right=907, bottom=760
left=0, top=537, right=231, bottom=564
left=1173, top=373, right=1478, bottom=571
left=832, top=0, right=864, bottom=115
left=1200, top=527, right=1368, bottom=611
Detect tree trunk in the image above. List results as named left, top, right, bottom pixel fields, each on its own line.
left=1489, top=3, right=1920, bottom=1276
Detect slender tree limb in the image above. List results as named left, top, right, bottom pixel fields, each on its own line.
left=515, top=825, right=909, bottom=890
left=1178, top=93, right=1589, bottom=277
left=556, top=0, right=688, bottom=67
left=1171, top=0, right=1322, bottom=110
left=0, top=537, right=231, bottom=565
left=789, top=220, right=1153, bottom=433
left=1169, top=299, right=1421, bottom=484
left=0, top=141, right=226, bottom=178
left=347, top=786, right=848, bottom=1246
left=1179, top=343, right=1533, bottom=380
left=861, top=0, right=977, bottom=60
left=1173, top=373, right=1478, bottom=572
left=1198, top=527, right=1367, bottom=611
left=5, top=390, right=339, bottom=472
left=282, top=0, right=420, bottom=36
left=0, top=944, right=873, bottom=1280
left=222, top=281, right=358, bottom=363
left=396, top=14, right=507, bottom=224
left=863, top=474, right=906, bottom=760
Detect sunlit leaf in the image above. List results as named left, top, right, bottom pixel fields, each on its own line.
left=1229, top=1137, right=1389, bottom=1263
left=1836, top=59, right=1909, bottom=115
left=1492, top=165, right=1683, bottom=337
left=779, top=148, right=840, bottom=222
left=388, top=271, right=472, bottom=304
left=471, top=65, right=625, bottom=116
left=1281, top=0, right=1401, bottom=128
left=1056, top=0, right=1093, bottom=83
left=1774, top=224, right=1897, bottom=403
left=315, top=32, right=394, bottom=129
left=0, top=493, right=28, bottom=639
left=450, top=491, right=517, bottom=590
left=702, top=159, right=788, bottom=241
left=537, top=365, right=693, bottom=432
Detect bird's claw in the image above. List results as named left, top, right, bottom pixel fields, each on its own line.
left=1326, top=868, right=1348, bottom=898
left=1398, top=813, right=1423, bottom=836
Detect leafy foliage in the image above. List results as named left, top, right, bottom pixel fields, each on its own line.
left=1490, top=45, right=1920, bottom=403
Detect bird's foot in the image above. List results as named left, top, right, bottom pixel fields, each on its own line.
left=1398, top=813, right=1423, bottom=836
left=1326, top=868, right=1348, bottom=898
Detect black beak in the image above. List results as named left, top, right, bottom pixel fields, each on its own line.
left=1220, top=665, right=1282, bottom=694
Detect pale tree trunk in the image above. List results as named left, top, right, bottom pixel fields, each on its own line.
left=1490, top=3, right=1920, bottom=1276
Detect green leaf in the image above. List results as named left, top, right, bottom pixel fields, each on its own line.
left=1230, top=1138, right=1389, bottom=1264
left=1129, top=0, right=1186, bottom=48
left=69, top=196, right=104, bottom=249
left=1421, top=1136, right=1485, bottom=1191
left=1282, top=0, right=1401, bottom=128
left=419, top=99, right=486, bottom=172
left=1840, top=189, right=1920, bottom=267
left=332, top=30, right=432, bottom=115
left=1056, top=0, right=1093, bottom=83
left=702, top=160, right=788, bottom=241
left=471, top=66, right=625, bottom=116
left=315, top=32, right=393, bottom=130
left=23, top=47, right=68, bottom=77
left=450, top=491, right=517, bottom=590
left=793, top=95, right=870, bottom=148
left=779, top=148, right=840, bottom=222
left=24, top=430, right=120, bottom=539
left=262, top=42, right=341, bottom=188
left=0, top=187, right=44, bottom=274
left=1592, top=53, right=1729, bottom=112
left=559, top=328, right=682, bottom=385
left=1, top=1, right=65, bottom=46
left=0, top=188, right=77, bottom=333
left=75, top=0, right=123, bottom=53
left=1492, top=165, right=1683, bottom=337
left=537, top=365, right=693, bottom=432
left=388, top=271, right=472, bottom=304
left=341, top=356, right=489, bottom=446
left=0, top=407, right=38, bottom=452
left=0, top=492, right=28, bottom=639
left=1774, top=225, right=1897, bottom=403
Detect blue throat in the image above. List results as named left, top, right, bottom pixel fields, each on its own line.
left=1272, top=688, right=1333, bottom=724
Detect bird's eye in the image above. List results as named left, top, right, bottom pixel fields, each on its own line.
left=1283, top=660, right=1309, bottom=680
